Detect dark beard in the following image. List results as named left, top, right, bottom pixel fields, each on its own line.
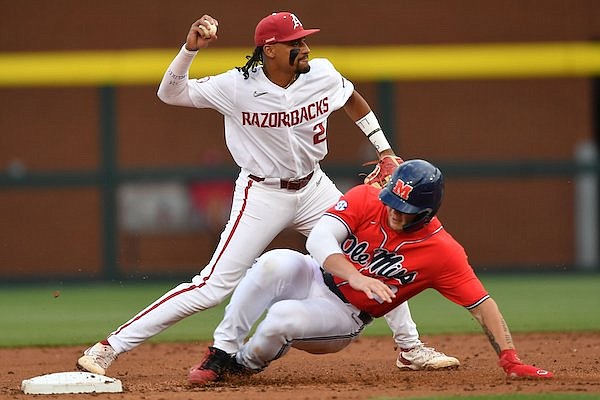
left=289, top=48, right=310, bottom=74
left=297, top=64, right=311, bottom=74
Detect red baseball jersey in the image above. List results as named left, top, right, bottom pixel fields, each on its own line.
left=324, top=184, right=489, bottom=317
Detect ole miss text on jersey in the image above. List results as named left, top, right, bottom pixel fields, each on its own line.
left=324, top=185, right=489, bottom=318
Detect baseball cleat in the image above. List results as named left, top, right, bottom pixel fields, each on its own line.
left=188, top=346, right=234, bottom=385
left=397, top=344, right=460, bottom=370
left=76, top=342, right=117, bottom=375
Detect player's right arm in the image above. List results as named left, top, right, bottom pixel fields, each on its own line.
left=307, top=215, right=394, bottom=303
left=323, top=253, right=395, bottom=303
left=157, top=15, right=219, bottom=107
left=185, top=15, right=218, bottom=51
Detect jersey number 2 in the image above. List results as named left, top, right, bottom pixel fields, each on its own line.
left=313, top=122, right=327, bottom=144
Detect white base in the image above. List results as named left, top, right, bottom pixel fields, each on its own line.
left=21, top=371, right=122, bottom=394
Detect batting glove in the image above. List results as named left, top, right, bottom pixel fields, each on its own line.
left=498, top=349, right=554, bottom=379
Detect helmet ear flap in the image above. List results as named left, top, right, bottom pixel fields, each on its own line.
left=401, top=208, right=434, bottom=232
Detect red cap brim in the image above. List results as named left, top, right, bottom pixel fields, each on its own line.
left=277, top=28, right=320, bottom=43
left=258, top=28, right=320, bottom=46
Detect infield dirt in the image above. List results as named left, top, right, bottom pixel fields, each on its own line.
left=2, top=332, right=599, bottom=399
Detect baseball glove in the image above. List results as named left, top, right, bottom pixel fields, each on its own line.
left=363, top=155, right=404, bottom=189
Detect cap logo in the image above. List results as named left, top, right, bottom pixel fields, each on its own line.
left=392, top=178, right=413, bottom=200
left=290, top=13, right=303, bottom=30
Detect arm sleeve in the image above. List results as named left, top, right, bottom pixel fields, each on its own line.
left=156, top=45, right=235, bottom=113
left=157, top=45, right=198, bottom=107
left=306, top=214, right=349, bottom=266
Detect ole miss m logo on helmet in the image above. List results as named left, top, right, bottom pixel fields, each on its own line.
left=393, top=179, right=413, bottom=200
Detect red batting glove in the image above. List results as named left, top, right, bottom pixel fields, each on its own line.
left=498, top=349, right=554, bottom=379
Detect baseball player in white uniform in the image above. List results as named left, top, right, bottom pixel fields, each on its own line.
left=76, top=12, right=459, bottom=382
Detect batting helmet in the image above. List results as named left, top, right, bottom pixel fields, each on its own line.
left=379, top=159, right=444, bottom=232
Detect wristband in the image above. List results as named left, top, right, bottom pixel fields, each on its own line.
left=181, top=44, right=199, bottom=56
left=355, top=111, right=391, bottom=153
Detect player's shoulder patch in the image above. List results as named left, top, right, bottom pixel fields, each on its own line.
left=333, top=199, right=348, bottom=211
left=333, top=184, right=378, bottom=213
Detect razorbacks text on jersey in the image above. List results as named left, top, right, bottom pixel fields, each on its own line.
left=187, top=58, right=353, bottom=179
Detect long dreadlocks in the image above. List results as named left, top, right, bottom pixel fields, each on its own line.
left=236, top=46, right=263, bottom=79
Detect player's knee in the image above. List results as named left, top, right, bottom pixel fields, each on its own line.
left=261, top=301, right=308, bottom=338
left=197, top=278, right=238, bottom=306
left=253, top=249, right=308, bottom=283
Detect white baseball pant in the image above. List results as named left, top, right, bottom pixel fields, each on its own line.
left=106, top=167, right=419, bottom=354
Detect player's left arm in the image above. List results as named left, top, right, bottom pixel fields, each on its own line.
left=469, top=298, right=514, bottom=354
left=435, top=248, right=553, bottom=379
left=443, top=274, right=554, bottom=379
left=469, top=298, right=554, bottom=379
left=343, top=90, right=395, bottom=158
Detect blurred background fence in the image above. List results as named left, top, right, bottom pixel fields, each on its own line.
left=1, top=1, right=599, bottom=281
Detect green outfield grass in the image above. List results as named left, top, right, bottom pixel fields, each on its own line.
left=0, top=273, right=598, bottom=348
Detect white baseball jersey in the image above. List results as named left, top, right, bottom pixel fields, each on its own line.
left=105, top=46, right=420, bottom=357
left=159, top=47, right=354, bottom=179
